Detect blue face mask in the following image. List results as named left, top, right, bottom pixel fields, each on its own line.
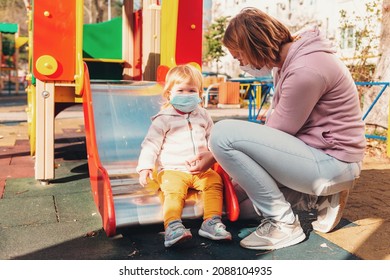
left=170, top=93, right=202, bottom=113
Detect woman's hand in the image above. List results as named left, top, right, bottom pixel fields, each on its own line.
left=138, top=169, right=153, bottom=187
left=185, top=151, right=216, bottom=174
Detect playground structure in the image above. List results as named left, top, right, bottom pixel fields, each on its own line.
left=27, top=0, right=239, bottom=236
left=0, top=23, right=28, bottom=94
left=24, top=0, right=390, bottom=238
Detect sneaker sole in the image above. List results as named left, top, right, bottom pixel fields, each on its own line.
left=198, top=229, right=232, bottom=241
left=240, top=229, right=306, bottom=250
left=164, top=231, right=192, bottom=248
left=312, top=190, right=349, bottom=233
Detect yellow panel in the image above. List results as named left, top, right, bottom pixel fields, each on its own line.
left=15, top=36, right=28, bottom=48
left=75, top=0, right=84, bottom=96
left=160, top=0, right=178, bottom=68
left=27, top=84, right=36, bottom=156
left=83, top=58, right=125, bottom=63
left=388, top=101, right=390, bottom=157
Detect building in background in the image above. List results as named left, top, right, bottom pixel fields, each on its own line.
left=204, top=0, right=381, bottom=78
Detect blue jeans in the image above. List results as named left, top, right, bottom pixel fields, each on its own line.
left=209, top=120, right=362, bottom=224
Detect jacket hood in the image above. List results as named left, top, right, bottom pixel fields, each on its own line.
left=282, top=27, right=336, bottom=71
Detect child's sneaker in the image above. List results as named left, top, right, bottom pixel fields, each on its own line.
left=198, top=216, right=232, bottom=241
left=164, top=220, right=192, bottom=248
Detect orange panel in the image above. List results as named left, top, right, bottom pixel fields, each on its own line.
left=33, top=0, right=76, bottom=81
left=175, top=0, right=202, bottom=66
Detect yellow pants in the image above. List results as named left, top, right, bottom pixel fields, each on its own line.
left=157, top=169, right=223, bottom=229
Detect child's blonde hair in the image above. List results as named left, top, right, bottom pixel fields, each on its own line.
left=162, top=64, right=204, bottom=108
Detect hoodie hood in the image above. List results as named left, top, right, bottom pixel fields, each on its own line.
left=282, top=27, right=336, bottom=72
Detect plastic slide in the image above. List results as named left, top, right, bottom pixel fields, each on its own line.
left=82, top=66, right=239, bottom=237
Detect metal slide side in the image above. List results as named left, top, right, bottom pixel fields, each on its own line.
left=82, top=68, right=239, bottom=237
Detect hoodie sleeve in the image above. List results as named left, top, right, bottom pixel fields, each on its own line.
left=266, top=67, right=326, bottom=135
left=136, top=116, right=167, bottom=173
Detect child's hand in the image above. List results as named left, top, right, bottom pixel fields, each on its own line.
left=139, top=169, right=153, bottom=187
left=185, top=151, right=216, bottom=174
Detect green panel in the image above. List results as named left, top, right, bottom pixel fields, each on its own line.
left=83, top=17, right=122, bottom=59
left=0, top=23, right=18, bottom=34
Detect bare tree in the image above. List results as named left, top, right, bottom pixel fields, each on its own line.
left=363, top=0, right=390, bottom=130
left=84, top=0, right=94, bottom=24
left=93, top=0, right=107, bottom=23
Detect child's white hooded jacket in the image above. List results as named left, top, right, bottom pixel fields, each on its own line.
left=136, top=106, right=213, bottom=173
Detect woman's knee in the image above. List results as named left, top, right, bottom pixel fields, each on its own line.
left=210, top=120, right=237, bottom=151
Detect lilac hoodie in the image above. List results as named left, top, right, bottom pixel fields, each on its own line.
left=266, top=28, right=366, bottom=162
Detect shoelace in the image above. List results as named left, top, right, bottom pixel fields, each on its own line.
left=207, top=217, right=222, bottom=225
left=207, top=218, right=226, bottom=233
left=255, top=219, right=280, bottom=236
left=167, top=221, right=185, bottom=235
left=215, top=222, right=226, bottom=229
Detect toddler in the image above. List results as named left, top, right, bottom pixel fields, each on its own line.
left=136, top=64, right=232, bottom=247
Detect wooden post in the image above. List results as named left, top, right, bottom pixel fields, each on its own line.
left=217, top=81, right=241, bottom=108
left=35, top=80, right=55, bottom=184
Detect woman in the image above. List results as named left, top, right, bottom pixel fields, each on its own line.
left=186, top=7, right=365, bottom=250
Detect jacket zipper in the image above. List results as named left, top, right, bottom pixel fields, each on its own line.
left=186, top=114, right=197, bottom=155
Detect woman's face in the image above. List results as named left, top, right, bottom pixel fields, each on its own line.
left=228, top=48, right=248, bottom=66
left=229, top=48, right=273, bottom=69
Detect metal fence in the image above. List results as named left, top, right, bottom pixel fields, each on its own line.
left=245, top=80, right=390, bottom=144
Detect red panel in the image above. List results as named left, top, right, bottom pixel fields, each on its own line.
left=175, top=0, right=203, bottom=66
left=82, top=63, right=117, bottom=237
left=214, top=163, right=240, bottom=222
left=33, top=0, right=76, bottom=81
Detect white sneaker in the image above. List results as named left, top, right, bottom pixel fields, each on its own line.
left=312, top=190, right=349, bottom=233
left=240, top=216, right=306, bottom=250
